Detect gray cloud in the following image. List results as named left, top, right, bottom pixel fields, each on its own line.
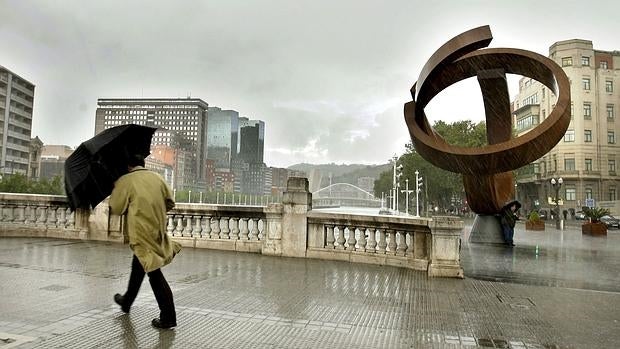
left=0, top=0, right=617, bottom=166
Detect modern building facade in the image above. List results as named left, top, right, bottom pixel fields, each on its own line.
left=513, top=39, right=620, bottom=214
left=238, top=117, right=264, bottom=165
left=207, top=107, right=239, bottom=170
left=95, top=98, right=209, bottom=190
left=0, top=65, right=35, bottom=176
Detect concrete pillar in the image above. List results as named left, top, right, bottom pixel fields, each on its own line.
left=428, top=216, right=464, bottom=278
left=281, top=177, right=312, bottom=258
left=262, top=203, right=283, bottom=256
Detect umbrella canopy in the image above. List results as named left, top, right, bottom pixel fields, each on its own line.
left=64, top=124, right=158, bottom=210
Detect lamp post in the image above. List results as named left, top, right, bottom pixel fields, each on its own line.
left=415, top=170, right=423, bottom=217
left=551, top=177, right=563, bottom=229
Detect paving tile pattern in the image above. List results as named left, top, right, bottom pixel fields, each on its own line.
left=0, top=236, right=619, bottom=348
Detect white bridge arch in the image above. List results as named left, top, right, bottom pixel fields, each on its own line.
left=312, top=183, right=382, bottom=208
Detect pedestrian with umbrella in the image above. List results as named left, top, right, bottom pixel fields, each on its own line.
left=110, top=153, right=181, bottom=329
left=64, top=124, right=181, bottom=329
left=500, top=200, right=521, bottom=247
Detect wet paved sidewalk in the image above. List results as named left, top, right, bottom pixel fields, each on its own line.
left=1, top=229, right=619, bottom=348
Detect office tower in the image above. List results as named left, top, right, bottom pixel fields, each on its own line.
left=207, top=107, right=239, bottom=170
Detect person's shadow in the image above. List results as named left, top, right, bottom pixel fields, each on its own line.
left=117, top=315, right=177, bottom=349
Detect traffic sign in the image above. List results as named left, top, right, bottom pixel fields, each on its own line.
left=585, top=198, right=595, bottom=208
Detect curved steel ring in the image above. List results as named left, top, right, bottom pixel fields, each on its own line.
left=404, top=28, right=571, bottom=176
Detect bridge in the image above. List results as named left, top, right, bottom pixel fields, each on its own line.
left=312, top=183, right=383, bottom=208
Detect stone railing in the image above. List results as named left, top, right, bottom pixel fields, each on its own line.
left=0, top=178, right=464, bottom=277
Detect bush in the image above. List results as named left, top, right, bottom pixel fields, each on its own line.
left=528, top=211, right=541, bottom=222
left=582, top=207, right=610, bottom=223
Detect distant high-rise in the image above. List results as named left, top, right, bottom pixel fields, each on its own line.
left=94, top=98, right=209, bottom=189
left=0, top=65, right=35, bottom=176
left=206, top=107, right=238, bottom=170
left=238, top=117, right=264, bottom=164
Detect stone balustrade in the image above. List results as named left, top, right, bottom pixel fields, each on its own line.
left=0, top=178, right=464, bottom=277
left=306, top=211, right=431, bottom=271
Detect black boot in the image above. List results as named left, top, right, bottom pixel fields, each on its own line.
left=152, top=318, right=177, bottom=329
left=114, top=293, right=131, bottom=313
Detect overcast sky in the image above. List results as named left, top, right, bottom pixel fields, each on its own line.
left=1, top=0, right=618, bottom=167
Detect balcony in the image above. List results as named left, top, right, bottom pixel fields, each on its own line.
left=10, top=94, right=33, bottom=108
left=0, top=179, right=464, bottom=279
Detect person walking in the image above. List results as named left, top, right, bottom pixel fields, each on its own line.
left=500, top=200, right=521, bottom=246
left=109, top=154, right=181, bottom=329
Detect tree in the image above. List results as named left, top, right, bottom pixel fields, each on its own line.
left=0, top=174, right=64, bottom=195
left=375, top=120, right=487, bottom=214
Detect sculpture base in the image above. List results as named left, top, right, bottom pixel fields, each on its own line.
left=469, top=214, right=504, bottom=244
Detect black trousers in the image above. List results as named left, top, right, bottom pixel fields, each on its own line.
left=123, top=255, right=176, bottom=323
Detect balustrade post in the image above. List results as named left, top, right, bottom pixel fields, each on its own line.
left=325, top=224, right=335, bottom=249
left=0, top=204, right=5, bottom=222
left=36, top=206, right=47, bottom=227
left=182, top=216, right=193, bottom=237
left=387, top=229, right=397, bottom=255
left=202, top=215, right=211, bottom=238
left=230, top=218, right=240, bottom=240
left=57, top=207, right=67, bottom=228
left=377, top=229, right=388, bottom=254
left=366, top=228, right=377, bottom=253
left=249, top=218, right=259, bottom=241
left=210, top=217, right=221, bottom=239
left=166, top=215, right=174, bottom=235
left=66, top=208, right=75, bottom=228
left=24, top=205, right=32, bottom=224
left=5, top=204, right=15, bottom=223
left=396, top=231, right=407, bottom=256
left=192, top=216, right=202, bottom=238
left=173, top=215, right=183, bottom=236
left=356, top=227, right=367, bottom=252
left=336, top=225, right=346, bottom=250
left=346, top=226, right=357, bottom=250
left=239, top=218, right=249, bottom=240
left=220, top=217, right=230, bottom=239
left=46, top=206, right=58, bottom=228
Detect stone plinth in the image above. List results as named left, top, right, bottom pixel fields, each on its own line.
left=428, top=216, right=464, bottom=278
left=281, top=177, right=311, bottom=258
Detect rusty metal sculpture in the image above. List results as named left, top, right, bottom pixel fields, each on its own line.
left=405, top=26, right=571, bottom=214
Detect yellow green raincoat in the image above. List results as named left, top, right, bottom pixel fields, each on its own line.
left=109, top=167, right=181, bottom=273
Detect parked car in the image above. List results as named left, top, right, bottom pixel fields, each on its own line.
left=575, top=211, right=586, bottom=220
left=537, top=209, right=548, bottom=220
left=600, top=215, right=619, bottom=229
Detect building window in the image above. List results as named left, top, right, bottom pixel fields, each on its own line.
left=610, top=188, right=617, bottom=201
left=583, top=103, right=592, bottom=119
left=609, top=160, right=616, bottom=173
left=600, top=61, right=608, bottom=69
left=606, top=80, right=614, bottom=93
left=564, top=158, right=575, bottom=171
left=516, top=115, right=539, bottom=131
left=564, top=129, right=575, bottom=142
left=522, top=93, right=538, bottom=106
left=585, top=158, right=593, bottom=171
left=582, top=78, right=591, bottom=90
left=608, top=105, right=615, bottom=120
left=581, top=56, right=590, bottom=66
left=584, top=130, right=592, bottom=142
left=565, top=188, right=576, bottom=201
left=585, top=188, right=593, bottom=199
left=609, top=131, right=616, bottom=144
left=562, top=57, right=572, bottom=66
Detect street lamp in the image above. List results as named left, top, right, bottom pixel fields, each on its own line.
left=550, top=177, right=563, bottom=229
left=415, top=170, right=423, bottom=217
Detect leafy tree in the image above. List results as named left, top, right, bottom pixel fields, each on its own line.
left=374, top=120, right=487, bottom=215
left=0, top=174, right=64, bottom=195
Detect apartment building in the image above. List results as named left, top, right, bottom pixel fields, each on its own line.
left=513, top=39, right=620, bottom=213
left=0, top=65, right=35, bottom=176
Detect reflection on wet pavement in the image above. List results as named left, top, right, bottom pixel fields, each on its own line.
left=462, top=221, right=620, bottom=292
left=1, top=236, right=619, bottom=348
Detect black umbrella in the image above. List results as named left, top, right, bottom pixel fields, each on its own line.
left=64, top=124, right=158, bottom=210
